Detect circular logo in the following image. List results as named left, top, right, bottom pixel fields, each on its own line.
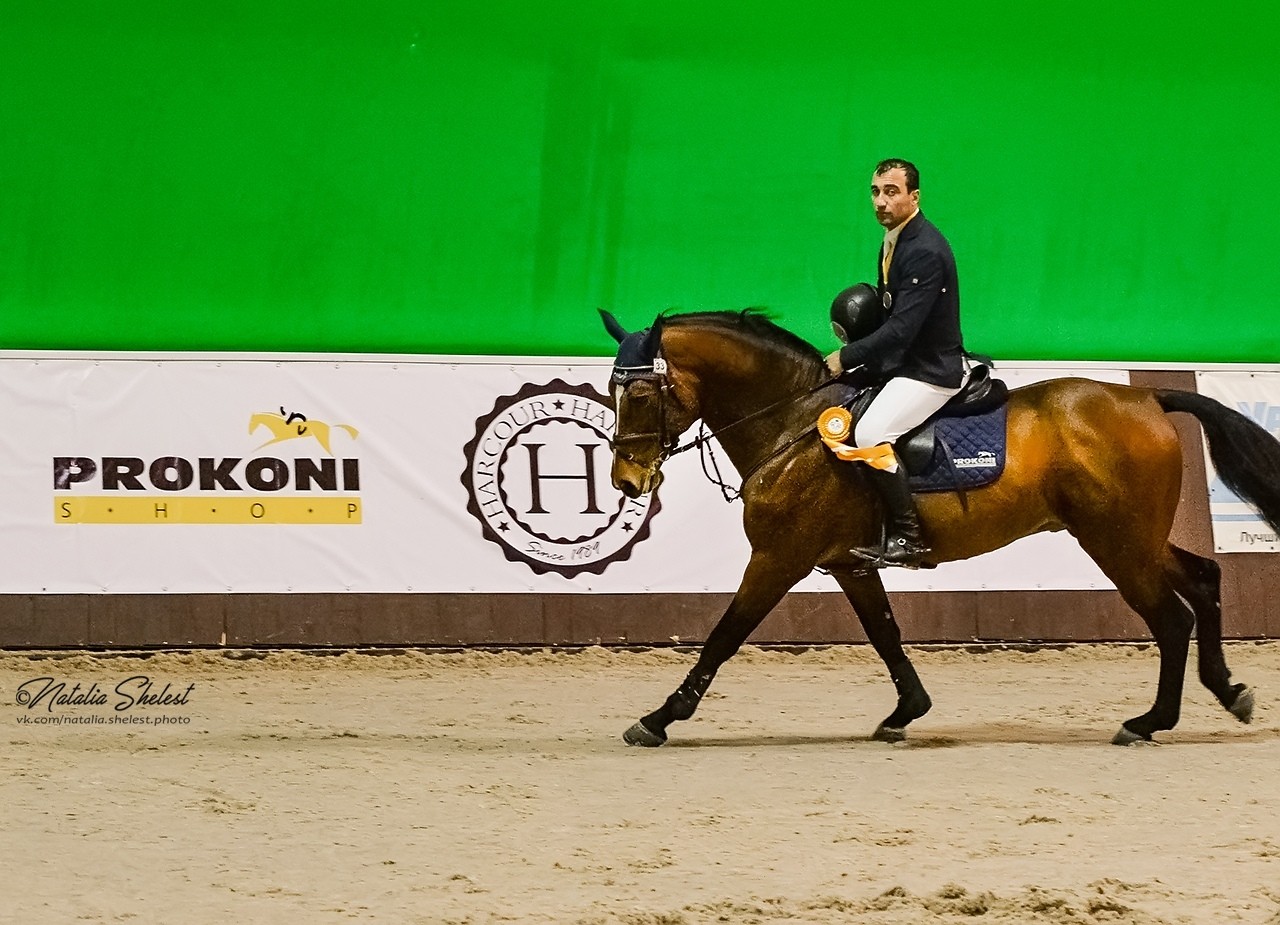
left=461, top=379, right=660, bottom=577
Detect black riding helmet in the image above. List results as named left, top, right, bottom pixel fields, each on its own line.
left=830, top=282, right=886, bottom=344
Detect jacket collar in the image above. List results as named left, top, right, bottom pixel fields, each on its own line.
left=890, top=209, right=924, bottom=245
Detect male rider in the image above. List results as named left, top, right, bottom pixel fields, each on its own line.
left=825, top=159, right=968, bottom=567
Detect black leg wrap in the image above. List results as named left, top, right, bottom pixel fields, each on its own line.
left=668, top=669, right=716, bottom=721
left=890, top=660, right=920, bottom=696
left=888, top=660, right=932, bottom=722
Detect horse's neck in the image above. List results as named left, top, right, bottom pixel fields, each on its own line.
left=669, top=329, right=821, bottom=465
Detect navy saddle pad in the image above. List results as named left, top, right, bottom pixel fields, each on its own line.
left=900, top=403, right=1008, bottom=493
left=834, top=369, right=1010, bottom=493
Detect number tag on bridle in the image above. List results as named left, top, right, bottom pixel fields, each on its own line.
left=652, top=358, right=667, bottom=374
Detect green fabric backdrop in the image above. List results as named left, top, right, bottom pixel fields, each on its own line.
left=2, top=1, right=1276, bottom=360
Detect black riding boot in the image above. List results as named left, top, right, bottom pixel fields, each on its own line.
left=851, top=455, right=930, bottom=568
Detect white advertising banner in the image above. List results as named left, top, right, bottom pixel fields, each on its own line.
left=0, top=357, right=1126, bottom=593
left=1195, top=371, right=1280, bottom=553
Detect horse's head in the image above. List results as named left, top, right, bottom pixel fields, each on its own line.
left=600, top=310, right=698, bottom=498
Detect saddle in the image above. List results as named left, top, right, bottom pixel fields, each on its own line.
left=844, top=364, right=1010, bottom=492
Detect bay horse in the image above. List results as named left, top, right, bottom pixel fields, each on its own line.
left=601, top=309, right=1280, bottom=746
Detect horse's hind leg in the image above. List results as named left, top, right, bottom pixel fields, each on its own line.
left=1167, top=546, right=1254, bottom=724
left=1093, top=557, right=1196, bottom=744
left=830, top=566, right=931, bottom=741
left=1073, top=529, right=1194, bottom=742
left=1059, top=416, right=1198, bottom=743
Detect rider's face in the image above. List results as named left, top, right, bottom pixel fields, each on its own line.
left=870, top=167, right=919, bottom=230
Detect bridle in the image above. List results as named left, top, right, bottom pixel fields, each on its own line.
left=610, top=353, right=842, bottom=498
left=609, top=358, right=680, bottom=476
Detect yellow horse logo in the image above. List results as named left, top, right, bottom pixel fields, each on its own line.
left=249, top=408, right=359, bottom=455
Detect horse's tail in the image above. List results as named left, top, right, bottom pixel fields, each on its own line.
left=1156, top=389, right=1280, bottom=534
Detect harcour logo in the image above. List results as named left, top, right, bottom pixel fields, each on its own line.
left=460, top=379, right=659, bottom=578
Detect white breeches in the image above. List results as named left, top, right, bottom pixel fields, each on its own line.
left=854, top=376, right=965, bottom=449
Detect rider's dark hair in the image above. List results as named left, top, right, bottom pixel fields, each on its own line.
left=874, top=158, right=919, bottom=192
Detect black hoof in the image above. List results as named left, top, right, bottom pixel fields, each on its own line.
left=872, top=724, right=907, bottom=743
left=623, top=721, right=667, bottom=747
left=1111, top=726, right=1157, bottom=746
left=1229, top=685, right=1255, bottom=725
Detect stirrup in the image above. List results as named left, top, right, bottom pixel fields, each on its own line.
left=850, top=536, right=931, bottom=570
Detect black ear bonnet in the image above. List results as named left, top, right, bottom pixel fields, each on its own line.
left=599, top=310, right=666, bottom=383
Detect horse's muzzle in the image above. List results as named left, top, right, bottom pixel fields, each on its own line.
left=612, top=464, right=664, bottom=498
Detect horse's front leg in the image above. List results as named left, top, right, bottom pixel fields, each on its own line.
left=829, top=565, right=931, bottom=741
left=623, top=551, right=807, bottom=746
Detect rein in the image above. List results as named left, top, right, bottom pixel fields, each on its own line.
left=696, top=416, right=824, bottom=502
left=669, top=376, right=838, bottom=459
left=613, top=366, right=842, bottom=502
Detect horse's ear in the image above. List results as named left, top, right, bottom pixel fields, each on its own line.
left=642, top=316, right=664, bottom=358
left=598, top=309, right=629, bottom=344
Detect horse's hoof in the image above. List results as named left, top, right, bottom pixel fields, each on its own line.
left=1229, top=685, right=1256, bottom=724
left=872, top=724, right=907, bottom=743
left=1111, top=726, right=1156, bottom=746
left=623, top=721, right=667, bottom=747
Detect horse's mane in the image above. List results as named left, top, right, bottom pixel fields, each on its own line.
left=658, top=309, right=825, bottom=371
